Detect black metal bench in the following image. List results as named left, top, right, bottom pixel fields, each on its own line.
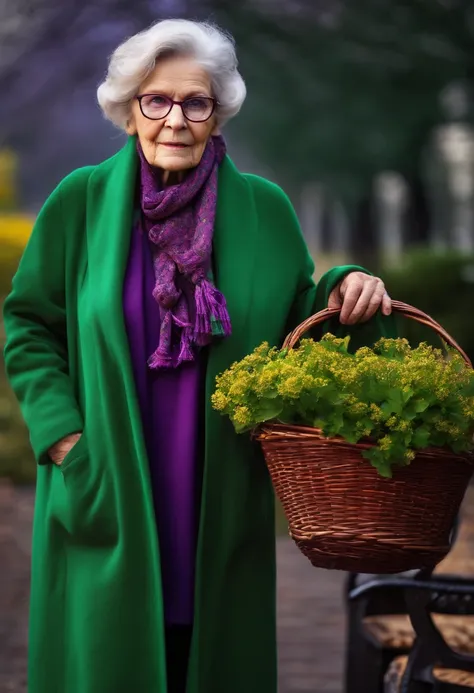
left=344, top=512, right=471, bottom=693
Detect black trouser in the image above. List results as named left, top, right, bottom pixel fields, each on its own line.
left=165, top=625, right=193, bottom=693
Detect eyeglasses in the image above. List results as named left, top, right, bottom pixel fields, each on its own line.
left=136, top=94, right=218, bottom=122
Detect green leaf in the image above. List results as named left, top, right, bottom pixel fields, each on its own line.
left=362, top=449, right=393, bottom=478
left=391, top=434, right=410, bottom=458
left=320, top=410, right=345, bottom=436
left=341, top=428, right=362, bottom=444
left=254, top=399, right=284, bottom=424
left=412, top=426, right=431, bottom=449
left=451, top=439, right=472, bottom=453
left=325, top=388, right=345, bottom=406
left=403, top=405, right=418, bottom=421
left=380, top=388, right=414, bottom=415
left=313, top=418, right=326, bottom=430
left=404, top=396, right=432, bottom=420
left=233, top=420, right=252, bottom=434
left=417, top=397, right=433, bottom=412
left=381, top=397, right=402, bottom=416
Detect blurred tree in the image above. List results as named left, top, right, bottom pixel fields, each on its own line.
left=1, top=0, right=474, bottom=206
left=205, top=0, right=474, bottom=201
left=2, top=0, right=474, bottom=480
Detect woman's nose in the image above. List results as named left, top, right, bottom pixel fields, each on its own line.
left=165, top=103, right=186, bottom=129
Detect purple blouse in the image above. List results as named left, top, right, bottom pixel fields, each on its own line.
left=123, top=219, right=205, bottom=625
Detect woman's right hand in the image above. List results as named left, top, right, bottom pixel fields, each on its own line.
left=48, top=433, right=82, bottom=466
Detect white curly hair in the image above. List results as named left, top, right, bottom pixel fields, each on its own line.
left=97, top=19, right=247, bottom=130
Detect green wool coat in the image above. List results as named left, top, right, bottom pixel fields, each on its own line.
left=3, top=136, right=395, bottom=693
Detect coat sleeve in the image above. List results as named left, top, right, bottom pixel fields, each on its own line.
left=3, top=179, right=84, bottom=466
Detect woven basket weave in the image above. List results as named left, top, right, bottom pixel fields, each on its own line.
left=256, top=301, right=474, bottom=574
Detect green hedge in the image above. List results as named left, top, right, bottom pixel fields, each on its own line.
left=382, top=249, right=474, bottom=362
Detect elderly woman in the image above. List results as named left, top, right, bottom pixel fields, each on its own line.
left=3, top=18, right=394, bottom=693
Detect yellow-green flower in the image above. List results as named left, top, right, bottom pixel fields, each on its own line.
left=212, top=333, right=474, bottom=478
left=211, top=391, right=229, bottom=411
left=233, top=405, right=252, bottom=428
left=369, top=404, right=384, bottom=423
left=378, top=436, right=392, bottom=451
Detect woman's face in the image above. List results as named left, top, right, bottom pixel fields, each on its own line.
left=126, top=54, right=218, bottom=180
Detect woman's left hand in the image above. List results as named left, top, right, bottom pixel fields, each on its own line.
left=328, top=271, right=392, bottom=325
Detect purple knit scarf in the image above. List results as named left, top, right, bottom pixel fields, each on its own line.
left=138, top=134, right=231, bottom=369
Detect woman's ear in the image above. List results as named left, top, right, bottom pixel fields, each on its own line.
left=125, top=116, right=137, bottom=136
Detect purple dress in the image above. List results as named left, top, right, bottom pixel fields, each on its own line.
left=123, top=219, right=205, bottom=625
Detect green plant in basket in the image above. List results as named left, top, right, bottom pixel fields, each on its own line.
left=212, top=335, right=474, bottom=478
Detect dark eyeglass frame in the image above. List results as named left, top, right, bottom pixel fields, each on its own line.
left=135, top=93, right=218, bottom=122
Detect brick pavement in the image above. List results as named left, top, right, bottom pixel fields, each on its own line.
left=0, top=480, right=346, bottom=693
left=0, top=482, right=31, bottom=693
left=3, top=485, right=474, bottom=693
left=277, top=541, right=346, bottom=693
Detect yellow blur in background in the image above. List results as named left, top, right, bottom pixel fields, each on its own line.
left=0, top=215, right=33, bottom=256
left=0, top=149, right=33, bottom=252
left=0, top=148, right=35, bottom=483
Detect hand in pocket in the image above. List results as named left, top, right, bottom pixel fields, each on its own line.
left=48, top=433, right=83, bottom=466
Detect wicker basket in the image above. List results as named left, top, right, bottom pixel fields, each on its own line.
left=256, top=301, right=474, bottom=574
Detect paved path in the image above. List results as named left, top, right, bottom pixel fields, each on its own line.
left=278, top=541, right=346, bottom=693
left=0, top=483, right=32, bottom=693
left=0, top=481, right=346, bottom=693
left=3, top=484, right=474, bottom=693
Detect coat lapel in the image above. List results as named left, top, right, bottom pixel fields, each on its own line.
left=207, top=155, right=257, bottom=381
left=86, top=135, right=138, bottom=332
left=84, top=136, right=148, bottom=457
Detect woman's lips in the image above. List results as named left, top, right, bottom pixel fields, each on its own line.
left=160, top=143, right=189, bottom=148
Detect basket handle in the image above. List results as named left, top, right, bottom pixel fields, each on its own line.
left=282, top=300, right=472, bottom=368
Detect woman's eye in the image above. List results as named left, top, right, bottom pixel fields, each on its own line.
left=186, top=98, right=206, bottom=110
left=151, top=96, right=168, bottom=106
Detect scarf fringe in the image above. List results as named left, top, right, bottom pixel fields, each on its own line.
left=178, top=326, right=195, bottom=364
left=194, top=279, right=232, bottom=346
left=148, top=351, right=173, bottom=369
left=148, top=311, right=195, bottom=369
left=148, top=311, right=174, bottom=369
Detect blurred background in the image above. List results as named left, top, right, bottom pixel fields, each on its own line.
left=3, top=0, right=474, bottom=481
left=2, top=1, right=474, bottom=691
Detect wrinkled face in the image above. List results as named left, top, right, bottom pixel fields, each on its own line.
left=126, top=54, right=218, bottom=180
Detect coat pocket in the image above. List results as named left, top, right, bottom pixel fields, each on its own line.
left=55, top=433, right=118, bottom=546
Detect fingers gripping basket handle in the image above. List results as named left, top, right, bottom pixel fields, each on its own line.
left=282, top=300, right=472, bottom=368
